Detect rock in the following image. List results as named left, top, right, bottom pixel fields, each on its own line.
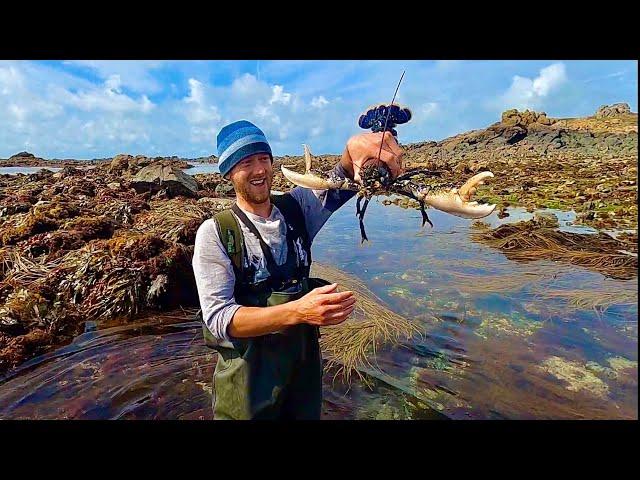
left=146, top=274, right=169, bottom=308
left=9, top=151, right=35, bottom=159
left=130, top=163, right=199, bottom=198
left=215, top=182, right=235, bottom=197
left=500, top=109, right=556, bottom=129
left=533, top=211, right=559, bottom=227
left=537, top=113, right=553, bottom=125
left=107, top=182, right=121, bottom=190
left=596, top=103, right=631, bottom=118
left=501, top=109, right=520, bottom=124
left=503, top=125, right=527, bottom=144
left=109, top=154, right=133, bottom=174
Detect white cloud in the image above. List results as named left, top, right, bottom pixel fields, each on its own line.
left=311, top=96, right=329, bottom=108
left=185, top=78, right=205, bottom=105
left=269, top=85, right=291, bottom=105
left=6, top=59, right=629, bottom=160
left=253, top=104, right=280, bottom=124
left=60, top=75, right=155, bottom=113
left=231, top=73, right=264, bottom=96
left=421, top=102, right=439, bottom=117
left=182, top=78, right=221, bottom=125
left=0, top=64, right=23, bottom=94
left=434, top=60, right=462, bottom=71
left=499, top=62, right=568, bottom=110
left=532, top=63, right=567, bottom=96
left=63, top=60, right=166, bottom=94
left=0, top=63, right=65, bottom=123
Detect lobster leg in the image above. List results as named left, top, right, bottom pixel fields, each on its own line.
left=357, top=196, right=371, bottom=243
left=419, top=199, right=433, bottom=228
left=394, top=168, right=443, bottom=182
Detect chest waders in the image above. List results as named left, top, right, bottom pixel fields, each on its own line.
left=199, top=193, right=329, bottom=420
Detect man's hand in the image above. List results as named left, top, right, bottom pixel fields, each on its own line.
left=340, top=131, right=405, bottom=183
left=291, top=283, right=356, bottom=326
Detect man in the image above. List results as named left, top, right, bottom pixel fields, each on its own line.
left=192, top=120, right=404, bottom=419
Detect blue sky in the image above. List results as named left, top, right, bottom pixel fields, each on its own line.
left=0, top=60, right=636, bottom=159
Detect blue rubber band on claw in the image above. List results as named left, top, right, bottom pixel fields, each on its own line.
left=358, top=104, right=412, bottom=134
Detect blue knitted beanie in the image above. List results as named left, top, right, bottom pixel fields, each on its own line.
left=216, top=120, right=273, bottom=176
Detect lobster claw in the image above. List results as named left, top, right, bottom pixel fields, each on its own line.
left=281, top=144, right=353, bottom=190
left=418, top=171, right=497, bottom=219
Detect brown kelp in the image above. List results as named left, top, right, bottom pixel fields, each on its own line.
left=530, top=282, right=638, bottom=317
left=0, top=161, right=231, bottom=372
left=470, top=216, right=638, bottom=280
left=311, top=263, right=422, bottom=384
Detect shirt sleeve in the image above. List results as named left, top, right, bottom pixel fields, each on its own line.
left=288, top=161, right=357, bottom=241
left=192, top=218, right=241, bottom=344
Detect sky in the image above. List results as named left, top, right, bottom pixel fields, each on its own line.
left=0, top=60, right=636, bottom=159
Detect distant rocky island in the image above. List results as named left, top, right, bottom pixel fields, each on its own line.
left=0, top=152, right=217, bottom=168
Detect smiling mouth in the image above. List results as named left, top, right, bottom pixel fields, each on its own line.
left=250, top=178, right=266, bottom=186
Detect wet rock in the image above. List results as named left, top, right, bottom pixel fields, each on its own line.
left=497, top=207, right=510, bottom=219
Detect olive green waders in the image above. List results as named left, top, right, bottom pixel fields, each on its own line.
left=199, top=194, right=327, bottom=420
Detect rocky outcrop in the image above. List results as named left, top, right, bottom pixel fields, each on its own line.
left=130, top=164, right=199, bottom=197
left=596, top=103, right=631, bottom=118
left=501, top=109, right=555, bottom=127
left=108, top=154, right=192, bottom=176
left=10, top=151, right=35, bottom=159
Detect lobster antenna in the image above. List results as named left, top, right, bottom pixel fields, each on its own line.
left=376, top=70, right=405, bottom=162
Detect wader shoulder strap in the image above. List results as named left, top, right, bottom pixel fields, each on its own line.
left=272, top=193, right=312, bottom=279
left=271, top=193, right=310, bottom=247
left=213, top=208, right=244, bottom=276
left=230, top=204, right=280, bottom=280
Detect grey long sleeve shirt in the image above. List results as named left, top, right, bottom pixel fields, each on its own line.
left=192, top=163, right=355, bottom=347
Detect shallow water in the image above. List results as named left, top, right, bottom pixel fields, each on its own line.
left=0, top=166, right=63, bottom=175
left=311, top=198, right=637, bottom=419
left=0, top=163, right=217, bottom=176
left=184, top=163, right=219, bottom=175
left=0, top=196, right=636, bottom=419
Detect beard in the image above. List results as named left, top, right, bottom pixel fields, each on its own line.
left=234, top=174, right=272, bottom=205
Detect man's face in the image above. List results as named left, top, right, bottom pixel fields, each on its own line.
left=228, top=153, right=273, bottom=205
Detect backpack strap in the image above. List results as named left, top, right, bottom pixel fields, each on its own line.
left=213, top=208, right=245, bottom=278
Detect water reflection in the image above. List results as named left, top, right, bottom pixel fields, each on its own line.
left=311, top=197, right=638, bottom=419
